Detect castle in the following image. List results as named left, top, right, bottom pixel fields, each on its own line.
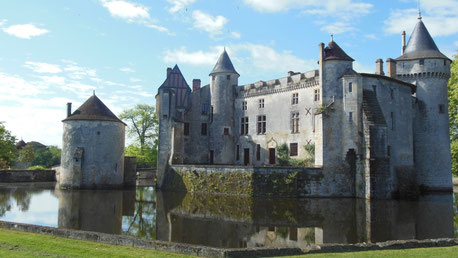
left=156, top=16, right=453, bottom=199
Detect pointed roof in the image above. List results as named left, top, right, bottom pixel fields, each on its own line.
left=63, top=95, right=125, bottom=125
left=209, top=49, right=239, bottom=75
left=324, top=40, right=354, bottom=61
left=396, top=18, right=449, bottom=61
left=158, top=65, right=191, bottom=110
left=16, top=140, right=27, bottom=150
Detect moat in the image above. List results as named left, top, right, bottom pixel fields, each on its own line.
left=0, top=182, right=456, bottom=249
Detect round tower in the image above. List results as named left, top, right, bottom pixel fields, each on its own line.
left=396, top=16, right=452, bottom=191
left=209, top=49, right=239, bottom=164
left=60, top=94, right=126, bottom=189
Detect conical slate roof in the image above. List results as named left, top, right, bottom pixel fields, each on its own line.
left=210, top=49, right=239, bottom=75
left=324, top=40, right=354, bottom=61
left=396, top=18, right=449, bottom=61
left=63, top=95, right=125, bottom=125
left=16, top=140, right=27, bottom=150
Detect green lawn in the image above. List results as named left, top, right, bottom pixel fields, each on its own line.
left=0, top=229, right=194, bottom=257
left=277, top=245, right=458, bottom=258
left=0, top=228, right=456, bottom=257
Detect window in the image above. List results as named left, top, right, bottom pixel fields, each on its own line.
left=390, top=89, right=394, bottom=100
left=439, top=104, right=445, bottom=113
left=419, top=59, right=424, bottom=66
left=444, top=60, right=447, bottom=66
left=292, top=93, right=299, bottom=105
left=227, top=75, right=231, bottom=80
left=257, top=115, right=266, bottom=134
left=210, top=106, right=214, bottom=123
left=184, top=123, right=190, bottom=136
left=242, top=101, right=247, bottom=110
left=201, top=104, right=209, bottom=115
left=241, top=117, right=249, bottom=135
left=349, top=112, right=353, bottom=122
left=390, top=112, right=394, bottom=130
left=349, top=82, right=352, bottom=93
left=224, top=128, right=229, bottom=135
left=236, top=145, right=240, bottom=160
left=372, top=85, right=377, bottom=96
left=201, top=123, right=207, bottom=135
left=256, top=144, right=261, bottom=161
left=212, top=75, right=215, bottom=81
left=259, top=99, right=264, bottom=109
left=387, top=145, right=391, bottom=157
left=290, top=143, right=298, bottom=156
left=314, top=89, right=320, bottom=101
left=291, top=112, right=299, bottom=133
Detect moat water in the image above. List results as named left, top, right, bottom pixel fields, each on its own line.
left=0, top=182, right=456, bottom=249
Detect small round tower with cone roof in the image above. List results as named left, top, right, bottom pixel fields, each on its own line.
left=60, top=94, right=126, bottom=189
left=209, top=49, right=239, bottom=164
left=396, top=15, right=453, bottom=191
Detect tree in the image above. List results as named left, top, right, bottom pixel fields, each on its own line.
left=0, top=122, right=17, bottom=168
left=31, top=145, right=61, bottom=168
left=17, top=145, right=35, bottom=163
left=449, top=53, right=458, bottom=177
left=125, top=144, right=157, bottom=168
left=119, top=104, right=158, bottom=154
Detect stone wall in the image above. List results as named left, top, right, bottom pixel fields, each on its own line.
left=0, top=170, right=56, bottom=182
left=161, top=165, right=354, bottom=197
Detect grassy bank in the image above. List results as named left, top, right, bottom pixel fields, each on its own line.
left=0, top=229, right=194, bottom=257
left=277, top=245, right=458, bottom=257
left=0, top=228, right=456, bottom=257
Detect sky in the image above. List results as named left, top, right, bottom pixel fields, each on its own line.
left=0, top=0, right=457, bottom=147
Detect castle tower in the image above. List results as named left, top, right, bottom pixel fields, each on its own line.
left=60, top=94, right=126, bottom=189
left=156, top=65, right=191, bottom=188
left=316, top=39, right=354, bottom=168
left=209, top=49, right=239, bottom=164
left=396, top=16, right=452, bottom=191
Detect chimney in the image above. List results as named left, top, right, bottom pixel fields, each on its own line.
left=192, top=79, right=201, bottom=91
left=67, top=102, right=72, bottom=118
left=376, top=58, right=384, bottom=75
left=401, top=31, right=406, bottom=55
left=386, top=58, right=397, bottom=78
left=288, top=71, right=294, bottom=76
left=167, top=67, right=172, bottom=77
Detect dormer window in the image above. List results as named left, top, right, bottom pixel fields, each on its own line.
left=419, top=59, right=424, bottom=66
left=227, top=75, right=231, bottom=80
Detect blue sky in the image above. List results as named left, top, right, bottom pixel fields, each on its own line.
left=0, top=0, right=457, bottom=147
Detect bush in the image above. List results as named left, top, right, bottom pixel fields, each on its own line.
left=28, top=165, right=47, bottom=170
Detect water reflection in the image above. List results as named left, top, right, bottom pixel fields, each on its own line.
left=0, top=184, right=456, bottom=249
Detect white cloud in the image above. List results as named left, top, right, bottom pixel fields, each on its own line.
left=365, top=34, right=377, bottom=40
left=167, top=0, right=195, bottom=13
left=192, top=10, right=228, bottom=37
left=0, top=72, right=46, bottom=97
left=24, top=61, right=62, bottom=74
left=384, top=0, right=458, bottom=37
left=120, top=67, right=135, bottom=73
left=353, top=61, right=373, bottom=73
left=38, top=75, right=66, bottom=85
left=321, top=22, right=354, bottom=34
left=130, top=77, right=142, bottom=82
left=3, top=24, right=49, bottom=39
left=243, top=0, right=372, bottom=34
left=100, top=0, right=169, bottom=33
left=164, top=44, right=316, bottom=74
left=64, top=64, right=97, bottom=80
left=163, top=46, right=222, bottom=66
left=0, top=19, right=7, bottom=27
left=231, top=31, right=241, bottom=39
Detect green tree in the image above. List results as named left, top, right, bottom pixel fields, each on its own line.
left=449, top=53, right=458, bottom=176
left=31, top=145, right=61, bottom=168
left=0, top=122, right=17, bottom=168
left=125, top=144, right=157, bottom=168
left=17, top=145, right=35, bottom=163
left=119, top=104, right=158, bottom=154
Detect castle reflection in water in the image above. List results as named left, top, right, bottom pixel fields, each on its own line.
left=0, top=184, right=456, bottom=249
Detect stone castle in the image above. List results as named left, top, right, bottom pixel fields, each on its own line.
left=156, top=16, right=453, bottom=199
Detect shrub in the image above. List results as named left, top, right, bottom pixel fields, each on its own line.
left=28, top=165, right=47, bottom=170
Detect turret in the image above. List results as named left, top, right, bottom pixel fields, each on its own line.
left=396, top=16, right=453, bottom=192
left=209, top=49, right=239, bottom=164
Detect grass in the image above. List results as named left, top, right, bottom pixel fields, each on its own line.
left=276, top=245, right=458, bottom=257
left=0, top=229, right=194, bottom=258
left=0, top=228, right=456, bottom=258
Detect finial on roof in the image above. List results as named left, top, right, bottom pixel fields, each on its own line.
left=93, top=90, right=95, bottom=96
left=417, top=0, right=422, bottom=19
left=331, top=34, right=334, bottom=42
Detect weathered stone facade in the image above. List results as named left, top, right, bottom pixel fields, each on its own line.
left=156, top=17, right=453, bottom=199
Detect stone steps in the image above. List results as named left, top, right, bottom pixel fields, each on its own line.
left=363, top=90, right=386, bottom=126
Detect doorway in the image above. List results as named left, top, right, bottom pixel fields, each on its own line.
left=269, top=148, right=276, bottom=164
left=244, top=148, right=250, bottom=166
